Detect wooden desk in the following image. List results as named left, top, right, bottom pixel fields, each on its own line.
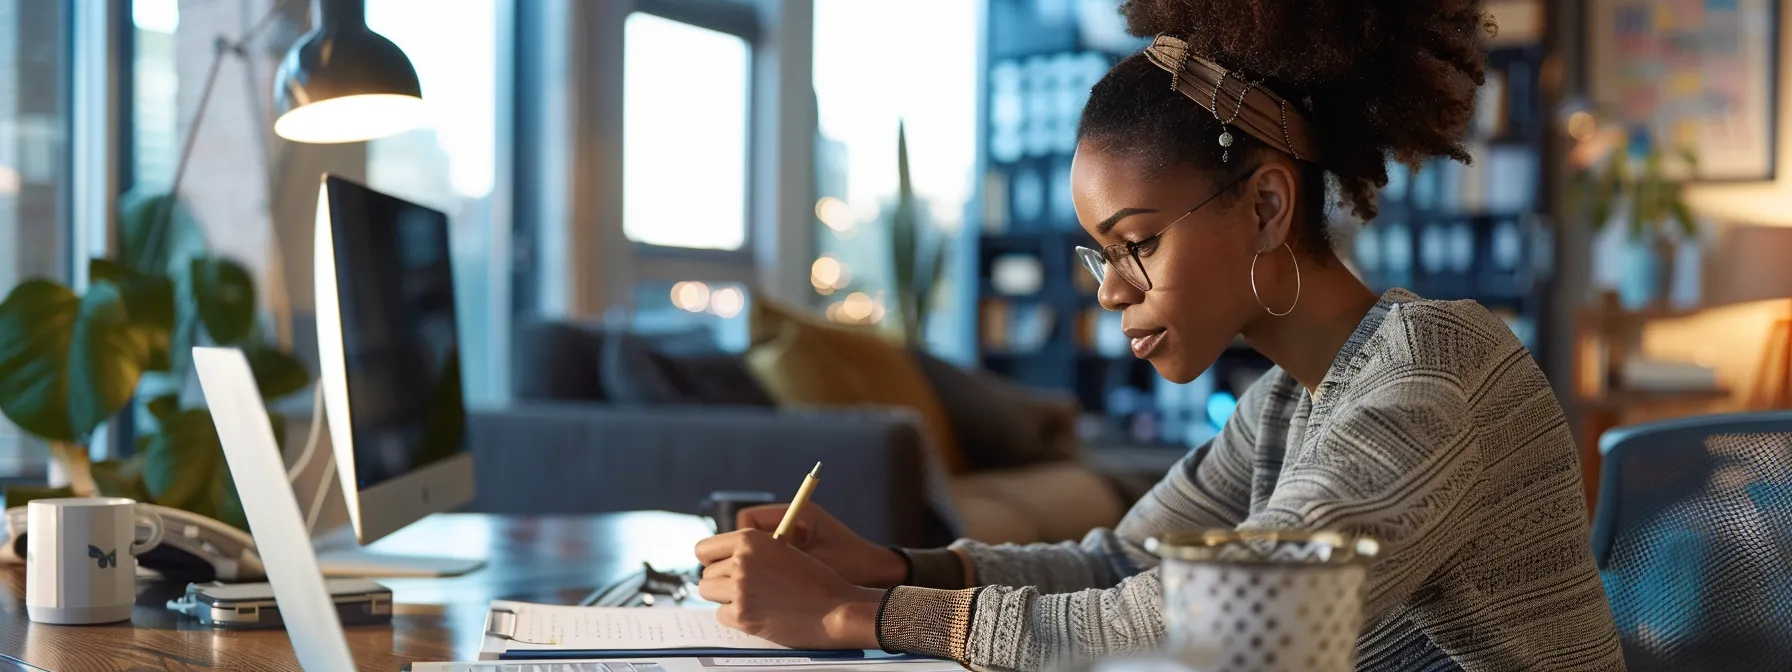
left=0, top=512, right=714, bottom=671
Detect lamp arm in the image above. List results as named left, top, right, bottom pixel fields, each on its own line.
left=149, top=0, right=300, bottom=260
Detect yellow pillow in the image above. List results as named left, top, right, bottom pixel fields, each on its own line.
left=745, top=298, right=969, bottom=475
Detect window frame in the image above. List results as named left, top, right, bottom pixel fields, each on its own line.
left=625, top=0, right=763, bottom=283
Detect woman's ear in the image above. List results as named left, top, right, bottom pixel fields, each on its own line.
left=1249, top=162, right=1298, bottom=252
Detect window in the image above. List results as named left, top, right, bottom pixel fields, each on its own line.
left=365, top=0, right=508, bottom=407
left=811, top=0, right=977, bottom=354
left=622, top=12, right=751, bottom=251
left=0, top=0, right=70, bottom=478
left=632, top=281, right=751, bottom=352
left=131, top=0, right=178, bottom=190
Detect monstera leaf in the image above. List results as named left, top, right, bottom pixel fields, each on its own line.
left=189, top=258, right=256, bottom=346
left=138, top=408, right=281, bottom=531
left=118, top=191, right=208, bottom=278
left=145, top=393, right=179, bottom=422
left=247, top=346, right=310, bottom=401
left=90, top=259, right=175, bottom=372
left=1, top=485, right=78, bottom=510
left=140, top=409, right=232, bottom=524
left=90, top=457, right=154, bottom=504
left=0, top=280, right=157, bottom=442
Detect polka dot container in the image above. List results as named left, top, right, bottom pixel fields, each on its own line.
left=1147, top=530, right=1380, bottom=672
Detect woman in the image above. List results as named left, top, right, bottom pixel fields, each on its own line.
left=693, top=0, right=1625, bottom=669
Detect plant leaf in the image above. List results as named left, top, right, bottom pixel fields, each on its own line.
left=169, top=275, right=201, bottom=378
left=90, top=457, right=154, bottom=503
left=267, top=411, right=287, bottom=455
left=145, top=394, right=179, bottom=421
left=2, top=485, right=78, bottom=510
left=247, top=347, right=310, bottom=400
left=118, top=191, right=208, bottom=277
left=888, top=121, right=924, bottom=344
left=189, top=257, right=256, bottom=346
left=140, top=409, right=229, bottom=522
left=1670, top=197, right=1699, bottom=239
left=1677, top=147, right=1700, bottom=178
left=0, top=281, right=80, bottom=441
left=90, top=259, right=175, bottom=372
left=0, top=280, right=155, bottom=442
left=68, top=282, right=157, bottom=439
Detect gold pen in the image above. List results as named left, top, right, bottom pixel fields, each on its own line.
left=772, top=462, right=822, bottom=540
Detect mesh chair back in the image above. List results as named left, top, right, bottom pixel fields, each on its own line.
left=1594, top=412, right=1792, bottom=671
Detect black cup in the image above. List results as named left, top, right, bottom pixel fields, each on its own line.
left=702, top=491, right=777, bottom=533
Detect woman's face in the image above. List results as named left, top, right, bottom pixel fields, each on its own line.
left=1071, top=144, right=1266, bottom=384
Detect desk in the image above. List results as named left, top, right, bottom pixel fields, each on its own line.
left=0, top=512, right=713, bottom=671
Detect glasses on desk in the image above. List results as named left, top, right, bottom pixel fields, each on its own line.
left=582, top=562, right=700, bottom=607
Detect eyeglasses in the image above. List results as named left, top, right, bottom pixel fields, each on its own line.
left=1075, top=169, right=1256, bottom=292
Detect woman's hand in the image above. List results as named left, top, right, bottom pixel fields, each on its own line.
left=735, top=504, right=908, bottom=589
left=695, top=529, right=884, bottom=650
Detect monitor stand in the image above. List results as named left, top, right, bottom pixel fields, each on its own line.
left=310, top=523, right=485, bottom=578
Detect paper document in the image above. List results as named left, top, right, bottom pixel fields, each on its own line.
left=492, top=601, right=786, bottom=650
left=411, top=659, right=967, bottom=672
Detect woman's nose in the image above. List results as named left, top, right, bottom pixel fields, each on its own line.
left=1097, top=266, right=1143, bottom=311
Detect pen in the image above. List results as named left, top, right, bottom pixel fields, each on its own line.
left=772, top=462, right=822, bottom=540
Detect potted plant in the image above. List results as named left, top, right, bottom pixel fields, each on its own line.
left=1570, top=126, right=1702, bottom=310
left=887, top=121, right=948, bottom=347
left=0, top=191, right=309, bottom=529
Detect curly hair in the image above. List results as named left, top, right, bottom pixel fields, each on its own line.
left=1078, top=0, right=1491, bottom=251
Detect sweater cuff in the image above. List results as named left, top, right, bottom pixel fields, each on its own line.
left=875, top=586, right=982, bottom=661
left=898, top=547, right=976, bottom=589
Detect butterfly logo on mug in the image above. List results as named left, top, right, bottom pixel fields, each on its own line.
left=87, top=545, right=117, bottom=569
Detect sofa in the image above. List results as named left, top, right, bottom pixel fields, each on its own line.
left=464, top=317, right=1181, bottom=548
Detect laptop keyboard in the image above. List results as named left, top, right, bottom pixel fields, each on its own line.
left=462, top=663, right=667, bottom=672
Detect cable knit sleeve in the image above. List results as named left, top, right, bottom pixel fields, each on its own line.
left=934, top=375, right=1269, bottom=593
left=874, top=376, right=1275, bottom=669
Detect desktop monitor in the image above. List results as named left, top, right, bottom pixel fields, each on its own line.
left=314, top=174, right=476, bottom=550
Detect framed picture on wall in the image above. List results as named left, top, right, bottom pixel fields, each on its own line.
left=1587, top=0, right=1781, bottom=181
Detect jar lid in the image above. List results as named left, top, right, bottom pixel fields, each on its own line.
left=1145, top=529, right=1379, bottom=565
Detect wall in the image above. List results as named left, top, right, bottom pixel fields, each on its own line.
left=175, top=0, right=365, bottom=350
left=1639, top=299, right=1786, bottom=412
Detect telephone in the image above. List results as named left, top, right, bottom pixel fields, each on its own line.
left=2, top=503, right=265, bottom=583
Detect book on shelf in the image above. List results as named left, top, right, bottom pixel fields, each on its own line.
left=979, top=299, right=1056, bottom=354
left=1472, top=71, right=1508, bottom=139
left=983, top=170, right=1010, bottom=234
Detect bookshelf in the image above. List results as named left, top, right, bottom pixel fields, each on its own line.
left=1341, top=39, right=1556, bottom=365
left=973, top=0, right=1554, bottom=439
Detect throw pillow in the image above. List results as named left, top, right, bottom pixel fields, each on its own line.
left=744, top=298, right=970, bottom=474
left=669, top=354, right=777, bottom=406
left=910, top=350, right=1080, bottom=471
left=512, top=321, right=607, bottom=402
left=601, top=331, right=777, bottom=406
left=599, top=331, right=687, bottom=405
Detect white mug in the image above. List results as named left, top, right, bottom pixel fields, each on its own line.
left=26, top=497, right=164, bottom=625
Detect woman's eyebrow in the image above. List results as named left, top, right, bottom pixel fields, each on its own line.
left=1096, top=207, right=1159, bottom=235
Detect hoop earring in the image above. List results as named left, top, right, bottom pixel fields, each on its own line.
left=1250, top=243, right=1301, bottom=317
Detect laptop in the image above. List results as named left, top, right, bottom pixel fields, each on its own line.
left=194, top=347, right=359, bottom=671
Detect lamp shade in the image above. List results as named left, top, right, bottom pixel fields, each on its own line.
left=1704, top=224, right=1792, bottom=308
left=272, top=0, right=423, bottom=143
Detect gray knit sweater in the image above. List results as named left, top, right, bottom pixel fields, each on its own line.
left=875, top=290, right=1625, bottom=671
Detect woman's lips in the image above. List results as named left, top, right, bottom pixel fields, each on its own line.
left=1129, top=329, right=1167, bottom=359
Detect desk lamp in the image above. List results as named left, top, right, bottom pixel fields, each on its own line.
left=272, top=0, right=423, bottom=143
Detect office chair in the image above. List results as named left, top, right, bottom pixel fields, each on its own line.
left=1592, top=411, right=1792, bottom=671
